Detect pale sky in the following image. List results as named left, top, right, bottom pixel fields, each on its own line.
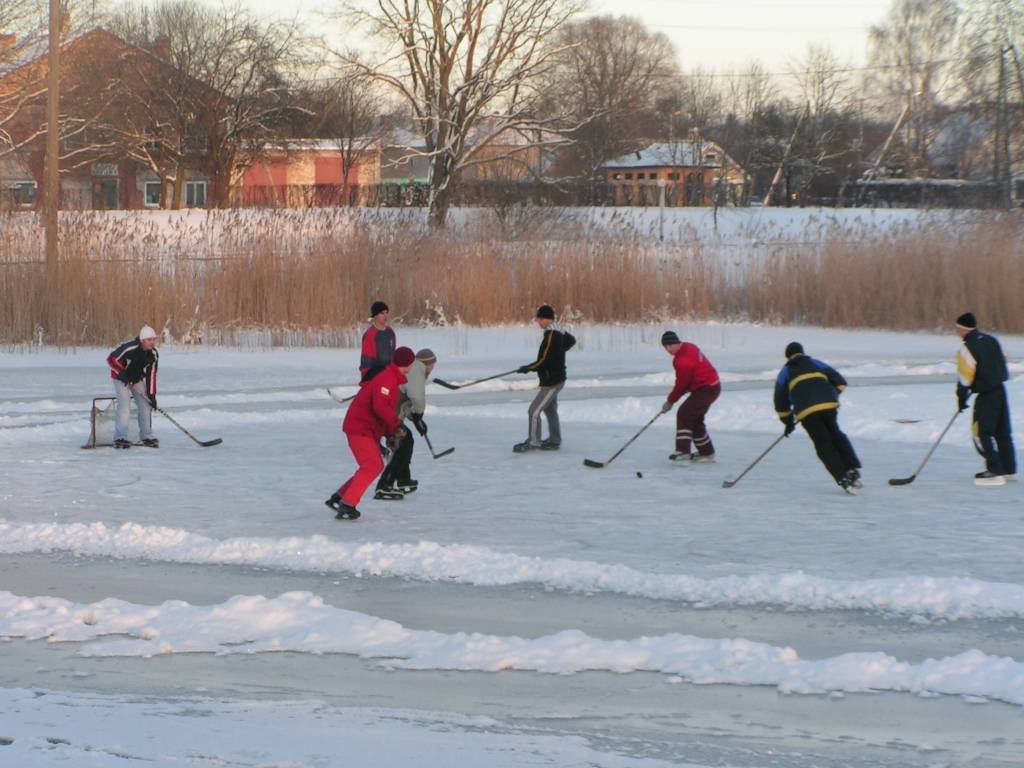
left=248, top=0, right=894, bottom=72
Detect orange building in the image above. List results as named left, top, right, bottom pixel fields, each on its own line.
left=604, top=140, right=746, bottom=207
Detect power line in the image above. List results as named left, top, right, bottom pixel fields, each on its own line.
left=645, top=22, right=870, bottom=33
left=648, top=59, right=958, bottom=79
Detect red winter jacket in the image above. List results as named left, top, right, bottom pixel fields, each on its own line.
left=343, top=363, right=406, bottom=439
left=667, top=343, right=720, bottom=403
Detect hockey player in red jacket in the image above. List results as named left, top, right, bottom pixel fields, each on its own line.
left=326, top=346, right=416, bottom=520
left=660, top=331, right=721, bottom=463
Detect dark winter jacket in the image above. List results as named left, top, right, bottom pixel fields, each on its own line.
left=344, top=363, right=407, bottom=440
left=107, top=338, right=159, bottom=398
left=957, top=329, right=1009, bottom=401
left=522, top=327, right=576, bottom=387
left=774, top=353, right=847, bottom=423
left=360, top=325, right=397, bottom=384
left=667, top=343, right=720, bottom=403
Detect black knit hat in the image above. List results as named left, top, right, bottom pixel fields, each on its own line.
left=535, top=304, right=555, bottom=320
left=370, top=301, right=389, bottom=317
left=956, top=312, right=977, bottom=329
left=785, top=341, right=804, bottom=359
left=661, top=330, right=681, bottom=346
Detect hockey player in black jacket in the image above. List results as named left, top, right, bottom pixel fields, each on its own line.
left=775, top=342, right=862, bottom=493
left=106, top=326, right=160, bottom=449
left=513, top=305, right=576, bottom=452
left=955, top=312, right=1016, bottom=486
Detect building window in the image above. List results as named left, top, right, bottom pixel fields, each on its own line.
left=668, top=173, right=680, bottom=180
left=144, top=182, right=162, bottom=208
left=625, top=173, right=633, bottom=180
left=186, top=181, right=206, bottom=208
left=8, top=181, right=36, bottom=207
left=612, top=173, right=622, bottom=180
left=650, top=173, right=658, bottom=180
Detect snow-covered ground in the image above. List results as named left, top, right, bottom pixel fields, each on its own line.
left=1, top=322, right=1022, bottom=767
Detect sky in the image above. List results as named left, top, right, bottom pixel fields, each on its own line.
left=246, top=0, right=895, bottom=73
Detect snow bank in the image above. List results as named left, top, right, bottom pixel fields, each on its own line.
left=2, top=521, right=1023, bottom=621
left=2, top=589, right=1021, bottom=707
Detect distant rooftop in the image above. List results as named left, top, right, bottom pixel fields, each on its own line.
left=605, top=142, right=725, bottom=169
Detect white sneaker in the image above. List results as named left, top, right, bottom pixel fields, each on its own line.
left=669, top=452, right=693, bottom=464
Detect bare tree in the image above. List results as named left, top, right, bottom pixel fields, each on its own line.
left=790, top=44, right=849, bottom=119
left=308, top=63, right=384, bottom=206
left=1, top=0, right=52, bottom=159
left=344, top=0, right=584, bottom=228
left=109, top=1, right=308, bottom=208
left=547, top=15, right=679, bottom=178
left=724, top=61, right=778, bottom=126
left=868, top=0, right=960, bottom=176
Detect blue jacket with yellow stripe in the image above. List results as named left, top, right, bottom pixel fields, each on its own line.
left=774, top=353, right=847, bottom=423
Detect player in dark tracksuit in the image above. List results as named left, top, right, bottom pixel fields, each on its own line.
left=955, top=312, right=1016, bottom=485
left=360, top=300, right=396, bottom=384
left=775, top=342, right=862, bottom=493
left=513, top=304, right=576, bottom=452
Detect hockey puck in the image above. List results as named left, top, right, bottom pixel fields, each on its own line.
left=636, top=471, right=643, bottom=478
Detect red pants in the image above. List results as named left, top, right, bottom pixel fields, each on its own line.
left=676, top=383, right=720, bottom=455
left=338, top=434, right=384, bottom=506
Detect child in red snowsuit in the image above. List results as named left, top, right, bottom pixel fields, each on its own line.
left=327, top=346, right=416, bottom=519
left=660, top=331, right=721, bottom=463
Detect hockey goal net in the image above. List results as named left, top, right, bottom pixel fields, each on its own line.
left=82, top=397, right=143, bottom=449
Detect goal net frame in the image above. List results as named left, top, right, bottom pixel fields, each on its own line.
left=82, top=396, right=148, bottom=449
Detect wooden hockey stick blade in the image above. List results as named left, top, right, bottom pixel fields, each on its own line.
left=431, top=379, right=462, bottom=390
left=582, top=459, right=607, bottom=468
left=431, top=447, right=455, bottom=459
left=326, top=388, right=355, bottom=403
left=721, top=479, right=738, bottom=488
left=200, top=438, right=223, bottom=447
left=887, top=475, right=916, bottom=486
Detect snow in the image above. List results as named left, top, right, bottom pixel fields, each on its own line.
left=1, top=321, right=1023, bottom=767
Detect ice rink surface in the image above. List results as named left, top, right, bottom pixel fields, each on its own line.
left=1, top=322, right=1022, bottom=767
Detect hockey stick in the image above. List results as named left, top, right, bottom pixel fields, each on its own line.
left=432, top=369, right=520, bottom=390
left=326, top=388, right=356, bottom=404
left=153, top=406, right=223, bottom=447
left=583, top=411, right=663, bottom=468
left=888, top=411, right=959, bottom=486
left=423, top=432, right=455, bottom=460
left=721, top=434, right=785, bottom=488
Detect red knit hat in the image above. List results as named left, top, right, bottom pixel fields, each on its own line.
left=393, top=346, right=415, bottom=367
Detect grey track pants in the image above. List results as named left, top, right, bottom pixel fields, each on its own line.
left=527, top=382, right=564, bottom=446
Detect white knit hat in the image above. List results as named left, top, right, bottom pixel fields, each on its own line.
left=139, top=325, right=157, bottom=340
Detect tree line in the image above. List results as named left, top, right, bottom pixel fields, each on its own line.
left=1, top=0, right=1022, bottom=225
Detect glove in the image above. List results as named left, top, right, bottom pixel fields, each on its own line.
left=411, top=413, right=427, bottom=436
left=386, top=426, right=408, bottom=448
left=660, top=400, right=673, bottom=414
left=783, top=418, right=796, bottom=437
left=516, top=365, right=531, bottom=374
left=957, top=390, right=970, bottom=413
left=149, top=395, right=157, bottom=410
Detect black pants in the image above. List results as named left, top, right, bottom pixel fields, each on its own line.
left=377, top=426, right=414, bottom=489
left=801, top=409, right=861, bottom=483
left=973, top=386, right=1016, bottom=475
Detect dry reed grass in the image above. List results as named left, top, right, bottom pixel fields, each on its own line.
left=1, top=209, right=1021, bottom=346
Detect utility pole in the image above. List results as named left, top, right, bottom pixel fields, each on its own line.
left=995, top=46, right=1012, bottom=208
left=763, top=104, right=808, bottom=207
left=43, top=0, right=61, bottom=270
